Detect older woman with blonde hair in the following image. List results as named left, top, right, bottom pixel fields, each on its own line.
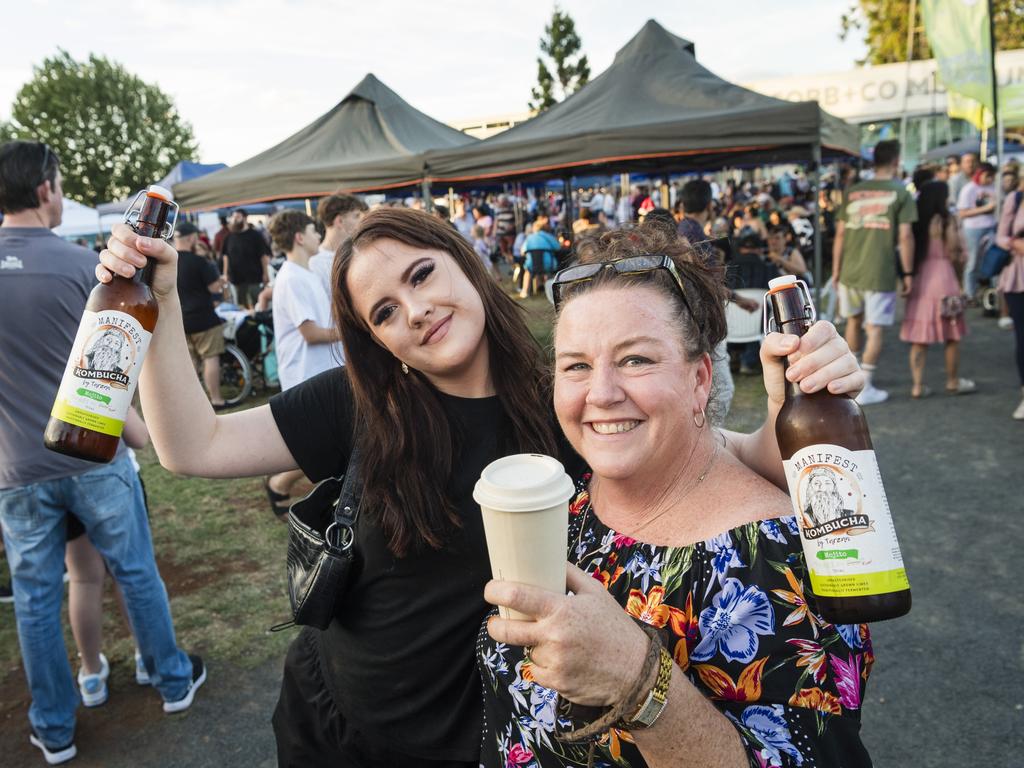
left=482, top=226, right=874, bottom=768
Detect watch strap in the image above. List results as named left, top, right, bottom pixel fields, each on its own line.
left=621, top=645, right=673, bottom=729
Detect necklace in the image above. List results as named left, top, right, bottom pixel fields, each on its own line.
left=575, top=439, right=721, bottom=555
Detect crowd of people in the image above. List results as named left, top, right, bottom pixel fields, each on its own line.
left=434, top=141, right=1023, bottom=420
left=1, top=129, right=1023, bottom=768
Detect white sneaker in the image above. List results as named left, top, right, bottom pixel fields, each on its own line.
left=998, top=316, right=1014, bottom=330
left=135, top=650, right=151, bottom=686
left=1014, top=397, right=1024, bottom=421
left=856, top=385, right=889, bottom=406
left=29, top=730, right=76, bottom=765
left=163, top=654, right=206, bottom=714
left=77, top=653, right=109, bottom=707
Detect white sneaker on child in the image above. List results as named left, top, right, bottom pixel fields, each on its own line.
left=77, top=652, right=109, bottom=707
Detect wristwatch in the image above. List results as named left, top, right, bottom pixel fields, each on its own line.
left=621, top=646, right=673, bottom=729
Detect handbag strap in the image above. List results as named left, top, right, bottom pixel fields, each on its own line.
left=324, top=438, right=362, bottom=552
left=1001, top=191, right=1023, bottom=239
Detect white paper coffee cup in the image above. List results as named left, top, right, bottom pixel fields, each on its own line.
left=473, top=453, right=575, bottom=621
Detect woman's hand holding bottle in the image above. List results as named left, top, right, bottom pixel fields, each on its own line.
left=97, top=223, right=181, bottom=302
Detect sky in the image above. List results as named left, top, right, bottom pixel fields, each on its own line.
left=1, top=0, right=868, bottom=166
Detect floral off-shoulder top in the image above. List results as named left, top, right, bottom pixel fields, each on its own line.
left=477, top=476, right=875, bottom=768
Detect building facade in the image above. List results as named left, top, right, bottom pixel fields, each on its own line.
left=744, top=49, right=1024, bottom=165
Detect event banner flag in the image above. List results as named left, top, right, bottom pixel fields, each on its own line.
left=921, top=0, right=995, bottom=123
left=946, top=92, right=993, bottom=131
left=921, top=0, right=1024, bottom=127
left=1000, top=80, right=1024, bottom=125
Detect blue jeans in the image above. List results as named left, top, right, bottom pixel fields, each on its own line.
left=0, top=455, right=191, bottom=748
left=740, top=340, right=761, bottom=368
left=963, top=225, right=995, bottom=297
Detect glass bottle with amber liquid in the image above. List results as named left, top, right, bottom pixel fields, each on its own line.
left=765, top=275, right=911, bottom=624
left=44, top=185, right=178, bottom=462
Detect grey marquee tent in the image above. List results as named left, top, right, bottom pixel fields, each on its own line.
left=174, top=74, right=476, bottom=210
left=423, top=20, right=859, bottom=184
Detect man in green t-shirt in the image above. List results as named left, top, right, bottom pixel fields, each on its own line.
left=832, top=139, right=917, bottom=406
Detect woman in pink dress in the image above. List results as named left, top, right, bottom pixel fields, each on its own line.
left=900, top=180, right=975, bottom=397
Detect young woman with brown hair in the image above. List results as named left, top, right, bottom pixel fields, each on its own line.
left=97, top=207, right=861, bottom=766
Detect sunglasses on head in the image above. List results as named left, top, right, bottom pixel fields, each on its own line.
left=38, top=143, right=52, bottom=185
left=551, top=254, right=694, bottom=317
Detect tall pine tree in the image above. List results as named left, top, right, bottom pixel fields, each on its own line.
left=529, top=6, right=591, bottom=111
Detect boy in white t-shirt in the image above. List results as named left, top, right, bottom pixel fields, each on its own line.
left=309, top=193, right=368, bottom=296
left=264, top=210, right=344, bottom=514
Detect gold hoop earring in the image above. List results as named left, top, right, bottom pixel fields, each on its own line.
left=693, top=407, right=706, bottom=429
left=401, top=362, right=409, bottom=375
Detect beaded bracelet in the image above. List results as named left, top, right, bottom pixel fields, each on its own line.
left=555, top=623, right=665, bottom=743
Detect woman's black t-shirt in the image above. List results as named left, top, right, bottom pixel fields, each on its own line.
left=269, top=367, right=582, bottom=761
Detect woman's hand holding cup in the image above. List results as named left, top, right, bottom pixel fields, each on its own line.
left=485, top=563, right=650, bottom=708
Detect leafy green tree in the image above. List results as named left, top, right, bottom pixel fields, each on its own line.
left=6, top=50, right=197, bottom=204
left=0, top=121, right=15, bottom=144
left=840, top=0, right=1024, bottom=65
left=529, top=6, right=591, bottom=111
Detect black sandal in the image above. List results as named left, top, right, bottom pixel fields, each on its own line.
left=263, top=477, right=291, bottom=520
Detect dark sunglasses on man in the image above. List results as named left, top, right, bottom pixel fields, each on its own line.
left=38, top=142, right=53, bottom=184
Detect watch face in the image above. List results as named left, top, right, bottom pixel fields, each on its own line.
left=625, top=647, right=673, bottom=728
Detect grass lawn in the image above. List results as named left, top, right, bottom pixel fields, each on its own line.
left=0, top=392, right=293, bottom=694
left=0, top=293, right=769, bottom=684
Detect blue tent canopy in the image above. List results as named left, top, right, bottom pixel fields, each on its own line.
left=96, top=161, right=228, bottom=216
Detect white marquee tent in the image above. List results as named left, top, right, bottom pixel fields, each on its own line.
left=53, top=199, right=106, bottom=239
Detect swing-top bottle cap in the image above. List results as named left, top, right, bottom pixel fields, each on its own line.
left=146, top=184, right=174, bottom=202
left=768, top=274, right=799, bottom=293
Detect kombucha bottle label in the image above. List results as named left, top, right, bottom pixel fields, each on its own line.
left=50, top=310, right=151, bottom=437
left=782, top=443, right=909, bottom=599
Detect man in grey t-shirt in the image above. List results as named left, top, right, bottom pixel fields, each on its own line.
left=0, top=140, right=202, bottom=764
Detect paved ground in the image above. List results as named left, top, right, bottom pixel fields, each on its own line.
left=1, top=308, right=1021, bottom=767
left=0, top=655, right=280, bottom=768
left=856, top=310, right=1024, bottom=767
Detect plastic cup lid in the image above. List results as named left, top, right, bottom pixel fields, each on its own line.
left=473, top=454, right=575, bottom=512
left=147, top=184, right=174, bottom=202
left=768, top=274, right=798, bottom=292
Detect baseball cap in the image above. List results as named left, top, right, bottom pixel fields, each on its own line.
left=175, top=221, right=200, bottom=236
left=736, top=228, right=765, bottom=249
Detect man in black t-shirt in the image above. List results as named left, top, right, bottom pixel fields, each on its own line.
left=221, top=208, right=271, bottom=307
left=175, top=221, right=227, bottom=408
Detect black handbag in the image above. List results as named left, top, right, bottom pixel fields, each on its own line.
left=282, top=442, right=363, bottom=630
